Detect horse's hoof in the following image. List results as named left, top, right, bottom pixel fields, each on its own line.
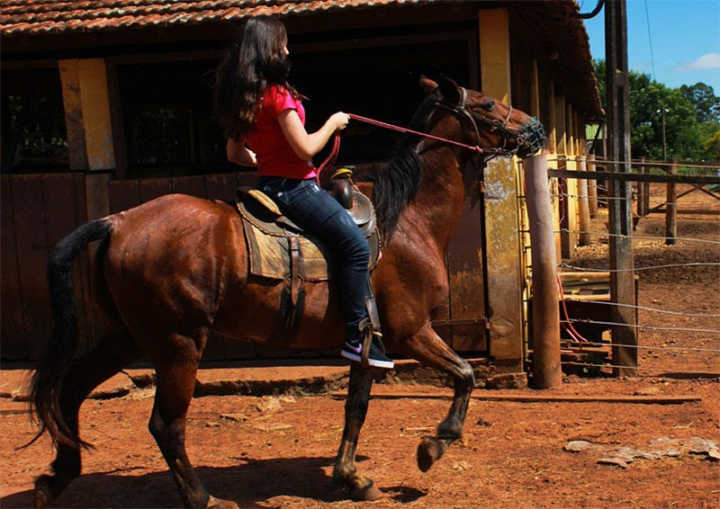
left=350, top=481, right=383, bottom=501
left=34, top=475, right=54, bottom=509
left=417, top=436, right=444, bottom=472
left=207, top=495, right=239, bottom=509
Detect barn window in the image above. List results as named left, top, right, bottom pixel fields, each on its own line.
left=112, top=31, right=472, bottom=179
left=1, top=68, right=69, bottom=173
left=117, top=60, right=227, bottom=178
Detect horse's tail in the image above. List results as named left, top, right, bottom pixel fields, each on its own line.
left=27, top=218, right=113, bottom=450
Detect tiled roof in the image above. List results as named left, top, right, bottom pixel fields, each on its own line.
left=0, top=0, right=436, bottom=36
left=1, top=0, right=602, bottom=116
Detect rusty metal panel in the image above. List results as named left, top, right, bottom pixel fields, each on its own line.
left=1, top=177, right=27, bottom=359
left=446, top=196, right=487, bottom=352
left=483, top=157, right=523, bottom=364
left=108, top=179, right=140, bottom=213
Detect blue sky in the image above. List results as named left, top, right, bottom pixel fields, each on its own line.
left=582, top=0, right=720, bottom=92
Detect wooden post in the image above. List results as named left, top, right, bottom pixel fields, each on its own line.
left=637, top=157, right=647, bottom=217
left=565, top=103, right=578, bottom=256
left=547, top=80, right=557, bottom=155
left=479, top=9, right=523, bottom=367
left=478, top=8, right=511, bottom=104
left=605, top=0, right=637, bottom=376
left=577, top=156, right=592, bottom=245
left=642, top=158, right=650, bottom=216
left=546, top=82, right=562, bottom=261
left=666, top=161, right=677, bottom=245
left=525, top=153, right=561, bottom=388
left=530, top=59, right=541, bottom=119
left=59, top=58, right=114, bottom=220
left=587, top=154, right=599, bottom=217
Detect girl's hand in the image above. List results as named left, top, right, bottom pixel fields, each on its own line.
left=330, top=112, right=350, bottom=131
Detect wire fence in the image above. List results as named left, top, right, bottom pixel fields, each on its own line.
left=559, top=262, right=720, bottom=273
left=550, top=156, right=720, bottom=172
left=557, top=298, right=720, bottom=318
left=535, top=158, right=720, bottom=375
left=560, top=319, right=720, bottom=335
left=565, top=340, right=720, bottom=354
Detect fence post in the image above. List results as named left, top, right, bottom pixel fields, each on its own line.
left=577, top=156, right=592, bottom=245
left=605, top=0, right=638, bottom=376
left=637, top=157, right=648, bottom=217
left=587, top=154, right=599, bottom=217
left=524, top=153, right=561, bottom=389
left=666, top=160, right=677, bottom=245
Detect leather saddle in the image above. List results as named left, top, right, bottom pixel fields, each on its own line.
left=234, top=171, right=381, bottom=337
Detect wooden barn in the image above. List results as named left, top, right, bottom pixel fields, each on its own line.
left=1, top=0, right=602, bottom=379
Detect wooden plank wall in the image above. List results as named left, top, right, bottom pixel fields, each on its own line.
left=1, top=173, right=88, bottom=360
left=3, top=169, right=492, bottom=360
left=1, top=171, right=258, bottom=361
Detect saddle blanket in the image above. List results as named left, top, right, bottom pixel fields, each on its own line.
left=236, top=188, right=380, bottom=283
left=242, top=217, right=331, bottom=282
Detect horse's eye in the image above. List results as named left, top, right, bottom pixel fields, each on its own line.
left=480, top=100, right=495, bottom=112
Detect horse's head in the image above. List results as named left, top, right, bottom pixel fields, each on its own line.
left=420, top=77, right=546, bottom=159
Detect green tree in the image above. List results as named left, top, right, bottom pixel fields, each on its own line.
left=593, top=60, right=716, bottom=161
left=680, top=82, right=720, bottom=123
left=703, top=128, right=720, bottom=160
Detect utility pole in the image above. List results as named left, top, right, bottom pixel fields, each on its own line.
left=605, top=0, right=637, bottom=376
left=661, top=107, right=667, bottom=161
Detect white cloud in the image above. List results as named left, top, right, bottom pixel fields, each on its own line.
left=676, top=53, right=720, bottom=71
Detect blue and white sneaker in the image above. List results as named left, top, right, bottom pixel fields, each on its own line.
left=341, top=339, right=394, bottom=369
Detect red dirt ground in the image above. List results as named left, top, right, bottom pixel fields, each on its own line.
left=1, top=184, right=718, bottom=508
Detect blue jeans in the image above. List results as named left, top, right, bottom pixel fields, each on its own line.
left=258, top=177, right=370, bottom=334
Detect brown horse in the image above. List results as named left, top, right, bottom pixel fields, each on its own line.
left=29, top=77, right=544, bottom=508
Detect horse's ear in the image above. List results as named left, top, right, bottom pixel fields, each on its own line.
left=419, top=76, right=439, bottom=95
left=437, top=77, right=462, bottom=106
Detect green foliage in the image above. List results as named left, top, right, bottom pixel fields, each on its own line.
left=703, top=128, right=720, bottom=160
left=680, top=82, right=720, bottom=123
left=592, top=60, right=720, bottom=162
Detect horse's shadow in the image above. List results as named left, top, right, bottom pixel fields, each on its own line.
left=1, top=455, right=426, bottom=508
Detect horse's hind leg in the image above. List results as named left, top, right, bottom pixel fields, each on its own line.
left=332, top=364, right=383, bottom=501
left=34, top=334, right=140, bottom=509
left=148, top=331, right=237, bottom=509
left=399, top=322, right=475, bottom=472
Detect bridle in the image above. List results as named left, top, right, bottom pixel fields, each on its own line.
left=317, top=86, right=530, bottom=178
left=430, top=86, right=521, bottom=158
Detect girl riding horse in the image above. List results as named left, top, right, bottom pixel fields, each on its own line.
left=214, top=16, right=393, bottom=369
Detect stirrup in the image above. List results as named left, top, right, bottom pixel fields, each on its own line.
left=359, top=318, right=384, bottom=368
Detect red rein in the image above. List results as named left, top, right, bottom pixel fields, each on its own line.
left=316, top=113, right=485, bottom=182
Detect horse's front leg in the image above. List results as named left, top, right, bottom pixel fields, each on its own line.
left=332, top=363, right=383, bottom=501
left=399, top=322, right=475, bottom=472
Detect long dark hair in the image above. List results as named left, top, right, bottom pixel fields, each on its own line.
left=214, top=16, right=299, bottom=139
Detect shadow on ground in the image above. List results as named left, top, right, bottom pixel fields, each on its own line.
left=1, top=455, right=426, bottom=508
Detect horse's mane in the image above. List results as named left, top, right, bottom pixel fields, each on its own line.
left=359, top=91, right=440, bottom=238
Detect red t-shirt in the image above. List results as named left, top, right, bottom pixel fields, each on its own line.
left=246, top=85, right=317, bottom=180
